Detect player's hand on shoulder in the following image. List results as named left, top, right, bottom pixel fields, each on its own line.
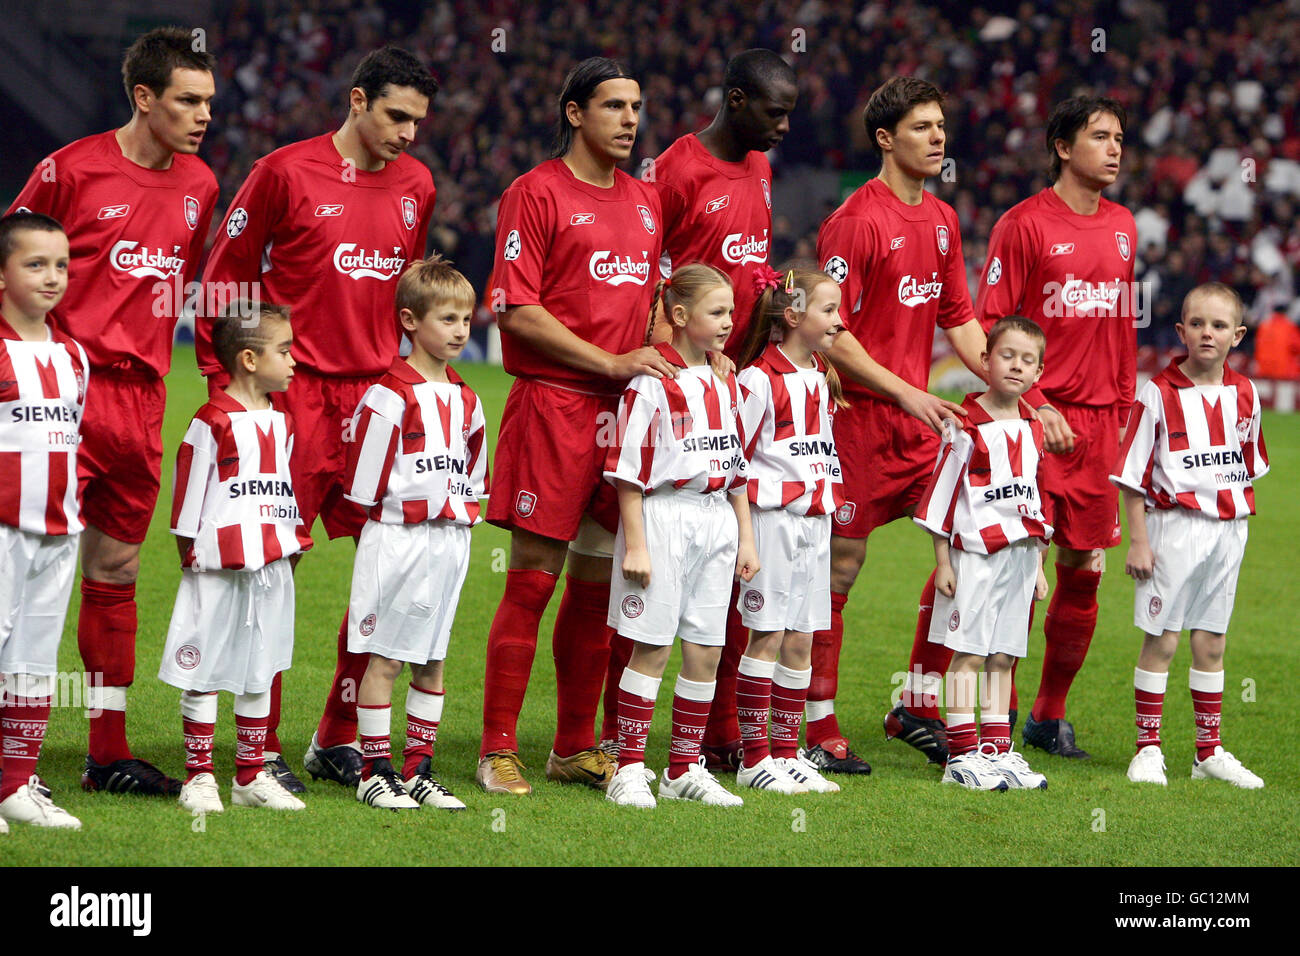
left=708, top=351, right=736, bottom=379
left=735, top=543, right=760, bottom=583
left=1037, top=404, right=1076, bottom=454
left=623, top=546, right=652, bottom=588
left=935, top=564, right=956, bottom=598
left=610, top=346, right=678, bottom=381
left=1124, top=541, right=1154, bottom=581
left=900, top=385, right=966, bottom=436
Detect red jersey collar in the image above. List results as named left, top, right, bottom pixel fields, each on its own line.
left=1155, top=357, right=1245, bottom=390
left=758, top=342, right=826, bottom=374
left=387, top=355, right=466, bottom=386
left=960, top=391, right=1035, bottom=426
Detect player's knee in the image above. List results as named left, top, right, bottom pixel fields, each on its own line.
left=829, top=542, right=866, bottom=593
left=81, top=537, right=142, bottom=584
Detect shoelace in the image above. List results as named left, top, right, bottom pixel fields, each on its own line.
left=23, top=777, right=62, bottom=817
left=489, top=754, right=524, bottom=780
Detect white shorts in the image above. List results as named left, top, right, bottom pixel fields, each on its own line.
left=608, top=490, right=738, bottom=647
left=0, top=526, right=79, bottom=677
left=928, top=540, right=1039, bottom=658
left=1135, top=509, right=1247, bottom=635
left=737, top=509, right=831, bottom=633
left=347, top=520, right=471, bottom=664
left=158, top=560, right=295, bottom=694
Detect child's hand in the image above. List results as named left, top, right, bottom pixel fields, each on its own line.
left=1035, top=565, right=1049, bottom=601
left=623, top=546, right=652, bottom=588
left=935, top=565, right=956, bottom=597
left=1125, top=542, right=1154, bottom=581
left=735, top=542, right=760, bottom=583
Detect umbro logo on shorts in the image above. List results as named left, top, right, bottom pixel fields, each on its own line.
left=621, top=595, right=644, bottom=619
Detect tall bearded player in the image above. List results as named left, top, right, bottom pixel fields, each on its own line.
left=600, top=49, right=797, bottom=770
left=201, top=47, right=438, bottom=791
left=973, top=96, right=1137, bottom=759
left=477, top=58, right=676, bottom=795
left=813, top=77, right=987, bottom=773
left=7, top=28, right=218, bottom=795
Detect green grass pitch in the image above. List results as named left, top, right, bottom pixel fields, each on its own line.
left=5, top=348, right=1297, bottom=866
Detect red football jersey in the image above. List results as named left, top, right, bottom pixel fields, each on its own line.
left=975, top=188, right=1137, bottom=411
left=200, top=134, right=435, bottom=378
left=653, top=134, right=773, bottom=357
left=7, top=131, right=218, bottom=377
left=816, top=179, right=974, bottom=400
left=492, top=159, right=663, bottom=394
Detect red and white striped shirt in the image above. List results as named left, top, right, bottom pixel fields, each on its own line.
left=737, top=344, right=843, bottom=516
left=0, top=320, right=87, bottom=536
left=344, top=358, right=488, bottom=526
left=913, top=394, right=1052, bottom=553
left=171, top=392, right=313, bottom=571
left=1111, top=360, right=1268, bottom=520
left=604, top=344, right=747, bottom=495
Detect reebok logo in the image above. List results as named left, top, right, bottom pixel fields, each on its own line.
left=315, top=204, right=344, bottom=217
left=97, top=204, right=130, bottom=220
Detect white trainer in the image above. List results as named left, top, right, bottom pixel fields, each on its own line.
left=0, top=815, right=7, bottom=835
left=0, top=776, right=82, bottom=829
left=404, top=771, right=466, bottom=810
left=606, top=762, right=657, bottom=808
left=599, top=739, right=655, bottom=781
left=1191, top=746, right=1264, bottom=789
left=1127, top=745, right=1168, bottom=785
left=355, top=767, right=419, bottom=809
left=231, top=770, right=306, bottom=810
left=942, top=752, right=1009, bottom=791
left=985, top=745, right=1047, bottom=790
left=785, top=751, right=841, bottom=793
left=179, top=772, right=225, bottom=813
left=738, top=754, right=807, bottom=793
left=658, top=759, right=744, bottom=806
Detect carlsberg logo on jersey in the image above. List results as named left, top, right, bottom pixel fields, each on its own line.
left=589, top=250, right=651, bottom=286
left=722, top=230, right=770, bottom=266
left=1044, top=277, right=1123, bottom=315
left=333, top=244, right=407, bottom=281
left=898, top=272, right=943, bottom=308
left=109, top=241, right=186, bottom=279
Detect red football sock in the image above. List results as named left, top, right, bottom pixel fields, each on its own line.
left=357, top=703, right=391, bottom=780
left=1134, top=668, right=1167, bottom=751
left=402, top=685, right=443, bottom=777
left=551, top=575, right=614, bottom=757
left=615, top=668, right=661, bottom=769
left=947, top=713, right=977, bottom=757
left=1009, top=657, right=1020, bottom=713
left=904, top=570, right=951, bottom=720
left=234, top=712, right=268, bottom=786
left=481, top=569, right=558, bottom=757
left=736, top=656, right=774, bottom=766
left=770, top=664, right=810, bottom=760
left=980, top=716, right=1011, bottom=754
left=703, top=596, right=745, bottom=748
left=807, top=591, right=847, bottom=745
left=0, top=687, right=50, bottom=800
left=266, top=671, right=283, bottom=755
left=1190, top=669, right=1224, bottom=762
left=316, top=614, right=370, bottom=748
left=79, top=578, right=137, bottom=763
left=666, top=676, right=714, bottom=780
left=601, top=634, right=634, bottom=741
left=182, top=718, right=216, bottom=781
left=1032, top=563, right=1101, bottom=721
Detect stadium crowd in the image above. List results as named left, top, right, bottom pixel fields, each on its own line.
left=201, top=0, right=1300, bottom=352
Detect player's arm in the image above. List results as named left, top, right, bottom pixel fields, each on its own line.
left=170, top=419, right=215, bottom=565
left=342, top=388, right=400, bottom=507
left=467, top=392, right=490, bottom=498
left=200, top=164, right=287, bottom=377
left=976, top=214, right=1075, bottom=452
left=730, top=490, right=759, bottom=583
left=937, top=223, right=987, bottom=383
left=1034, top=546, right=1049, bottom=600
left=614, top=480, right=651, bottom=587
left=942, top=319, right=988, bottom=381
left=931, top=533, right=955, bottom=597
left=500, top=304, right=677, bottom=380
left=912, top=423, right=967, bottom=596
left=826, top=331, right=965, bottom=434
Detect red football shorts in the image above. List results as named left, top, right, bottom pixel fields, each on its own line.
left=831, top=396, right=938, bottom=539
left=78, top=368, right=166, bottom=545
left=487, top=378, right=619, bottom=541
left=283, top=368, right=375, bottom=540
left=1037, top=400, right=1123, bottom=551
